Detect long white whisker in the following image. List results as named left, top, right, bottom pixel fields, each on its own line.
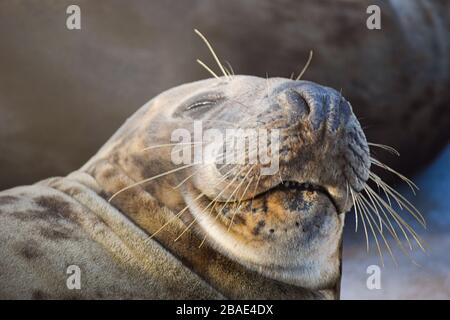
left=108, top=163, right=195, bottom=202
left=356, top=194, right=384, bottom=266
left=147, top=168, right=235, bottom=242
left=197, top=59, right=219, bottom=79
left=368, top=142, right=400, bottom=156
left=228, top=166, right=256, bottom=231
left=363, top=185, right=383, bottom=233
left=366, top=185, right=425, bottom=252
left=224, top=60, right=235, bottom=76
left=295, top=50, right=313, bottom=81
left=173, top=171, right=198, bottom=189
left=195, top=29, right=229, bottom=79
left=358, top=193, right=397, bottom=266
left=198, top=165, right=250, bottom=247
left=142, top=141, right=203, bottom=151
left=351, top=188, right=368, bottom=250
left=363, top=186, right=408, bottom=251
left=369, top=172, right=426, bottom=227
left=350, top=188, right=359, bottom=233
left=370, top=157, right=419, bottom=194
left=365, top=185, right=414, bottom=250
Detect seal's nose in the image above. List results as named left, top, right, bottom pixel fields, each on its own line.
left=283, top=83, right=353, bottom=132
left=284, top=90, right=311, bottom=117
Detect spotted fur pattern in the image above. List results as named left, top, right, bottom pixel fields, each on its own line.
left=0, top=76, right=369, bottom=299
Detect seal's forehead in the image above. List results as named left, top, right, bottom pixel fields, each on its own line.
left=217, top=75, right=341, bottom=99
left=155, top=75, right=341, bottom=107
left=159, top=75, right=283, bottom=95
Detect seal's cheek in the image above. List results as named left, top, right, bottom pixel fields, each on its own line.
left=213, top=189, right=343, bottom=289
left=221, top=189, right=341, bottom=249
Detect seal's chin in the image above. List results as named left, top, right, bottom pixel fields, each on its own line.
left=183, top=180, right=344, bottom=289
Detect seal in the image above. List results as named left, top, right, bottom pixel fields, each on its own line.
left=0, top=74, right=424, bottom=299
left=0, top=75, right=370, bottom=299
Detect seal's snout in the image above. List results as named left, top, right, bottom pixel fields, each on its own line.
left=278, top=82, right=352, bottom=133
left=272, top=80, right=370, bottom=213
left=282, top=89, right=311, bottom=118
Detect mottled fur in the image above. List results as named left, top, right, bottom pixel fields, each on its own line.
left=0, top=76, right=369, bottom=299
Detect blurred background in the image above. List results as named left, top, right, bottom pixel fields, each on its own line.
left=0, top=0, right=449, bottom=299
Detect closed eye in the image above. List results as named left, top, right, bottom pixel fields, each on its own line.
left=184, top=92, right=225, bottom=111
left=186, top=99, right=219, bottom=110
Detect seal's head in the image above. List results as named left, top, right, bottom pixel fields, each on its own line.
left=107, top=75, right=370, bottom=290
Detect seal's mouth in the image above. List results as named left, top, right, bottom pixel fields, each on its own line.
left=183, top=174, right=342, bottom=288
left=200, top=178, right=342, bottom=220
left=254, top=180, right=340, bottom=213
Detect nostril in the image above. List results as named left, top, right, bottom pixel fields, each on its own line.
left=285, top=90, right=311, bottom=116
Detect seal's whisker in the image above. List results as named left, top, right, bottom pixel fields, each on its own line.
left=234, top=176, right=255, bottom=212
left=364, top=186, right=429, bottom=265
left=197, top=59, right=219, bottom=79
left=364, top=185, right=403, bottom=249
left=173, top=170, right=199, bottom=189
left=350, top=188, right=359, bottom=233
left=361, top=189, right=405, bottom=256
left=198, top=235, right=207, bottom=249
left=213, top=141, right=259, bottom=168
left=368, top=142, right=400, bottom=156
left=142, top=141, right=204, bottom=152
left=197, top=163, right=252, bottom=248
left=197, top=165, right=250, bottom=246
left=108, top=163, right=196, bottom=202
left=148, top=168, right=236, bottom=242
left=369, top=172, right=426, bottom=227
left=345, top=182, right=350, bottom=212
left=370, top=171, right=394, bottom=208
left=369, top=172, right=396, bottom=205
left=224, top=60, right=235, bottom=76
left=365, top=185, right=414, bottom=250
left=369, top=172, right=404, bottom=213
left=375, top=177, right=393, bottom=207
left=228, top=166, right=257, bottom=231
left=249, top=172, right=263, bottom=213
left=351, top=188, right=369, bottom=250
left=363, top=185, right=383, bottom=233
left=356, top=193, right=384, bottom=266
left=295, top=50, right=313, bottom=81
left=358, top=193, right=398, bottom=266
left=226, top=98, right=256, bottom=112
left=358, top=199, right=370, bottom=253
left=173, top=217, right=197, bottom=242
left=172, top=147, right=241, bottom=190
left=211, top=155, right=257, bottom=216
left=370, top=157, right=419, bottom=194
left=194, top=29, right=229, bottom=79
left=223, top=65, right=233, bottom=77
left=174, top=161, right=253, bottom=242
left=221, top=148, right=259, bottom=208
left=365, top=185, right=425, bottom=252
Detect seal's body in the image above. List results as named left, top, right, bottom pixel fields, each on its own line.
left=0, top=76, right=370, bottom=299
